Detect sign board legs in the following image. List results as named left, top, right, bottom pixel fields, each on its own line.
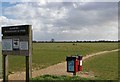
left=3, top=55, right=8, bottom=82
left=26, top=56, right=32, bottom=82
left=2, top=56, right=31, bottom=82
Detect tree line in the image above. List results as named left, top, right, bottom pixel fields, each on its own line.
left=33, top=40, right=120, bottom=43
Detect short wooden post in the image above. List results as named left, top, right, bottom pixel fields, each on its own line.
left=3, top=55, right=8, bottom=82
left=29, top=55, right=32, bottom=81
left=73, top=72, right=76, bottom=76
left=26, top=55, right=32, bottom=82
left=26, top=56, right=29, bottom=82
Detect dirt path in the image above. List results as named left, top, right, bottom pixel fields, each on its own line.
left=8, top=49, right=119, bottom=80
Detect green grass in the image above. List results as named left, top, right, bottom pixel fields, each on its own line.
left=32, top=75, right=89, bottom=80
left=83, top=51, right=118, bottom=80
left=2, top=43, right=118, bottom=72
left=32, top=50, right=118, bottom=80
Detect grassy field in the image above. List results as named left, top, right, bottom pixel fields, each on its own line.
left=32, top=50, right=118, bottom=80
left=83, top=51, right=118, bottom=80
left=7, top=43, right=118, bottom=72
left=32, top=75, right=88, bottom=80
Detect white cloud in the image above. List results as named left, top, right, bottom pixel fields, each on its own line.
left=1, top=2, right=118, bottom=41
left=73, top=3, right=78, bottom=8
left=0, top=16, right=32, bottom=33
left=37, top=0, right=47, bottom=6
left=2, top=0, right=120, bottom=2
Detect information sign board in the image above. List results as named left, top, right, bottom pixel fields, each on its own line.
left=2, top=25, right=32, bottom=56
left=1, top=25, right=32, bottom=82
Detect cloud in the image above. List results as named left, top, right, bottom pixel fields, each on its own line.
left=1, top=2, right=118, bottom=41
left=1, top=0, right=120, bottom=2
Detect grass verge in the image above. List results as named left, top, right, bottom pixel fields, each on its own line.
left=32, top=75, right=89, bottom=80
left=83, top=51, right=118, bottom=80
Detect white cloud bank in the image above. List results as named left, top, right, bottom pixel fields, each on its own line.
left=0, top=2, right=118, bottom=41
left=1, top=0, right=120, bottom=2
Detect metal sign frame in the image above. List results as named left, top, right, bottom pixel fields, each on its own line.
left=1, top=25, right=32, bottom=82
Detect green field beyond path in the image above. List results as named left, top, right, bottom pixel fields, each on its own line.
left=83, top=51, right=118, bottom=80
left=0, top=43, right=118, bottom=72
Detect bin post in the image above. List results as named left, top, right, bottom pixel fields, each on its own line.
left=73, top=72, right=76, bottom=76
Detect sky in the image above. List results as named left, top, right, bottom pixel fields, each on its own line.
left=0, top=0, right=119, bottom=41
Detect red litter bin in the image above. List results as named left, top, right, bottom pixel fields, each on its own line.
left=78, top=55, right=83, bottom=71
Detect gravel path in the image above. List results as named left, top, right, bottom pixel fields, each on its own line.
left=8, top=49, right=119, bottom=80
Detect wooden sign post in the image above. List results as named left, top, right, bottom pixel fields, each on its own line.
left=1, top=25, right=32, bottom=82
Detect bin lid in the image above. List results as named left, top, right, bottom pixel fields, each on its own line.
left=71, top=56, right=78, bottom=58
left=66, top=56, right=77, bottom=61
left=78, top=55, right=83, bottom=60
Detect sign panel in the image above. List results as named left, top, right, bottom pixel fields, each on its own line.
left=13, top=38, right=19, bottom=50
left=68, top=60, right=74, bottom=72
left=2, top=25, right=29, bottom=36
left=2, top=39, right=12, bottom=51
left=20, top=41, right=28, bottom=50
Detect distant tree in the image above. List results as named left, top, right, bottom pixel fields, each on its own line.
left=33, top=40, right=37, bottom=43
left=51, top=38, right=55, bottom=42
